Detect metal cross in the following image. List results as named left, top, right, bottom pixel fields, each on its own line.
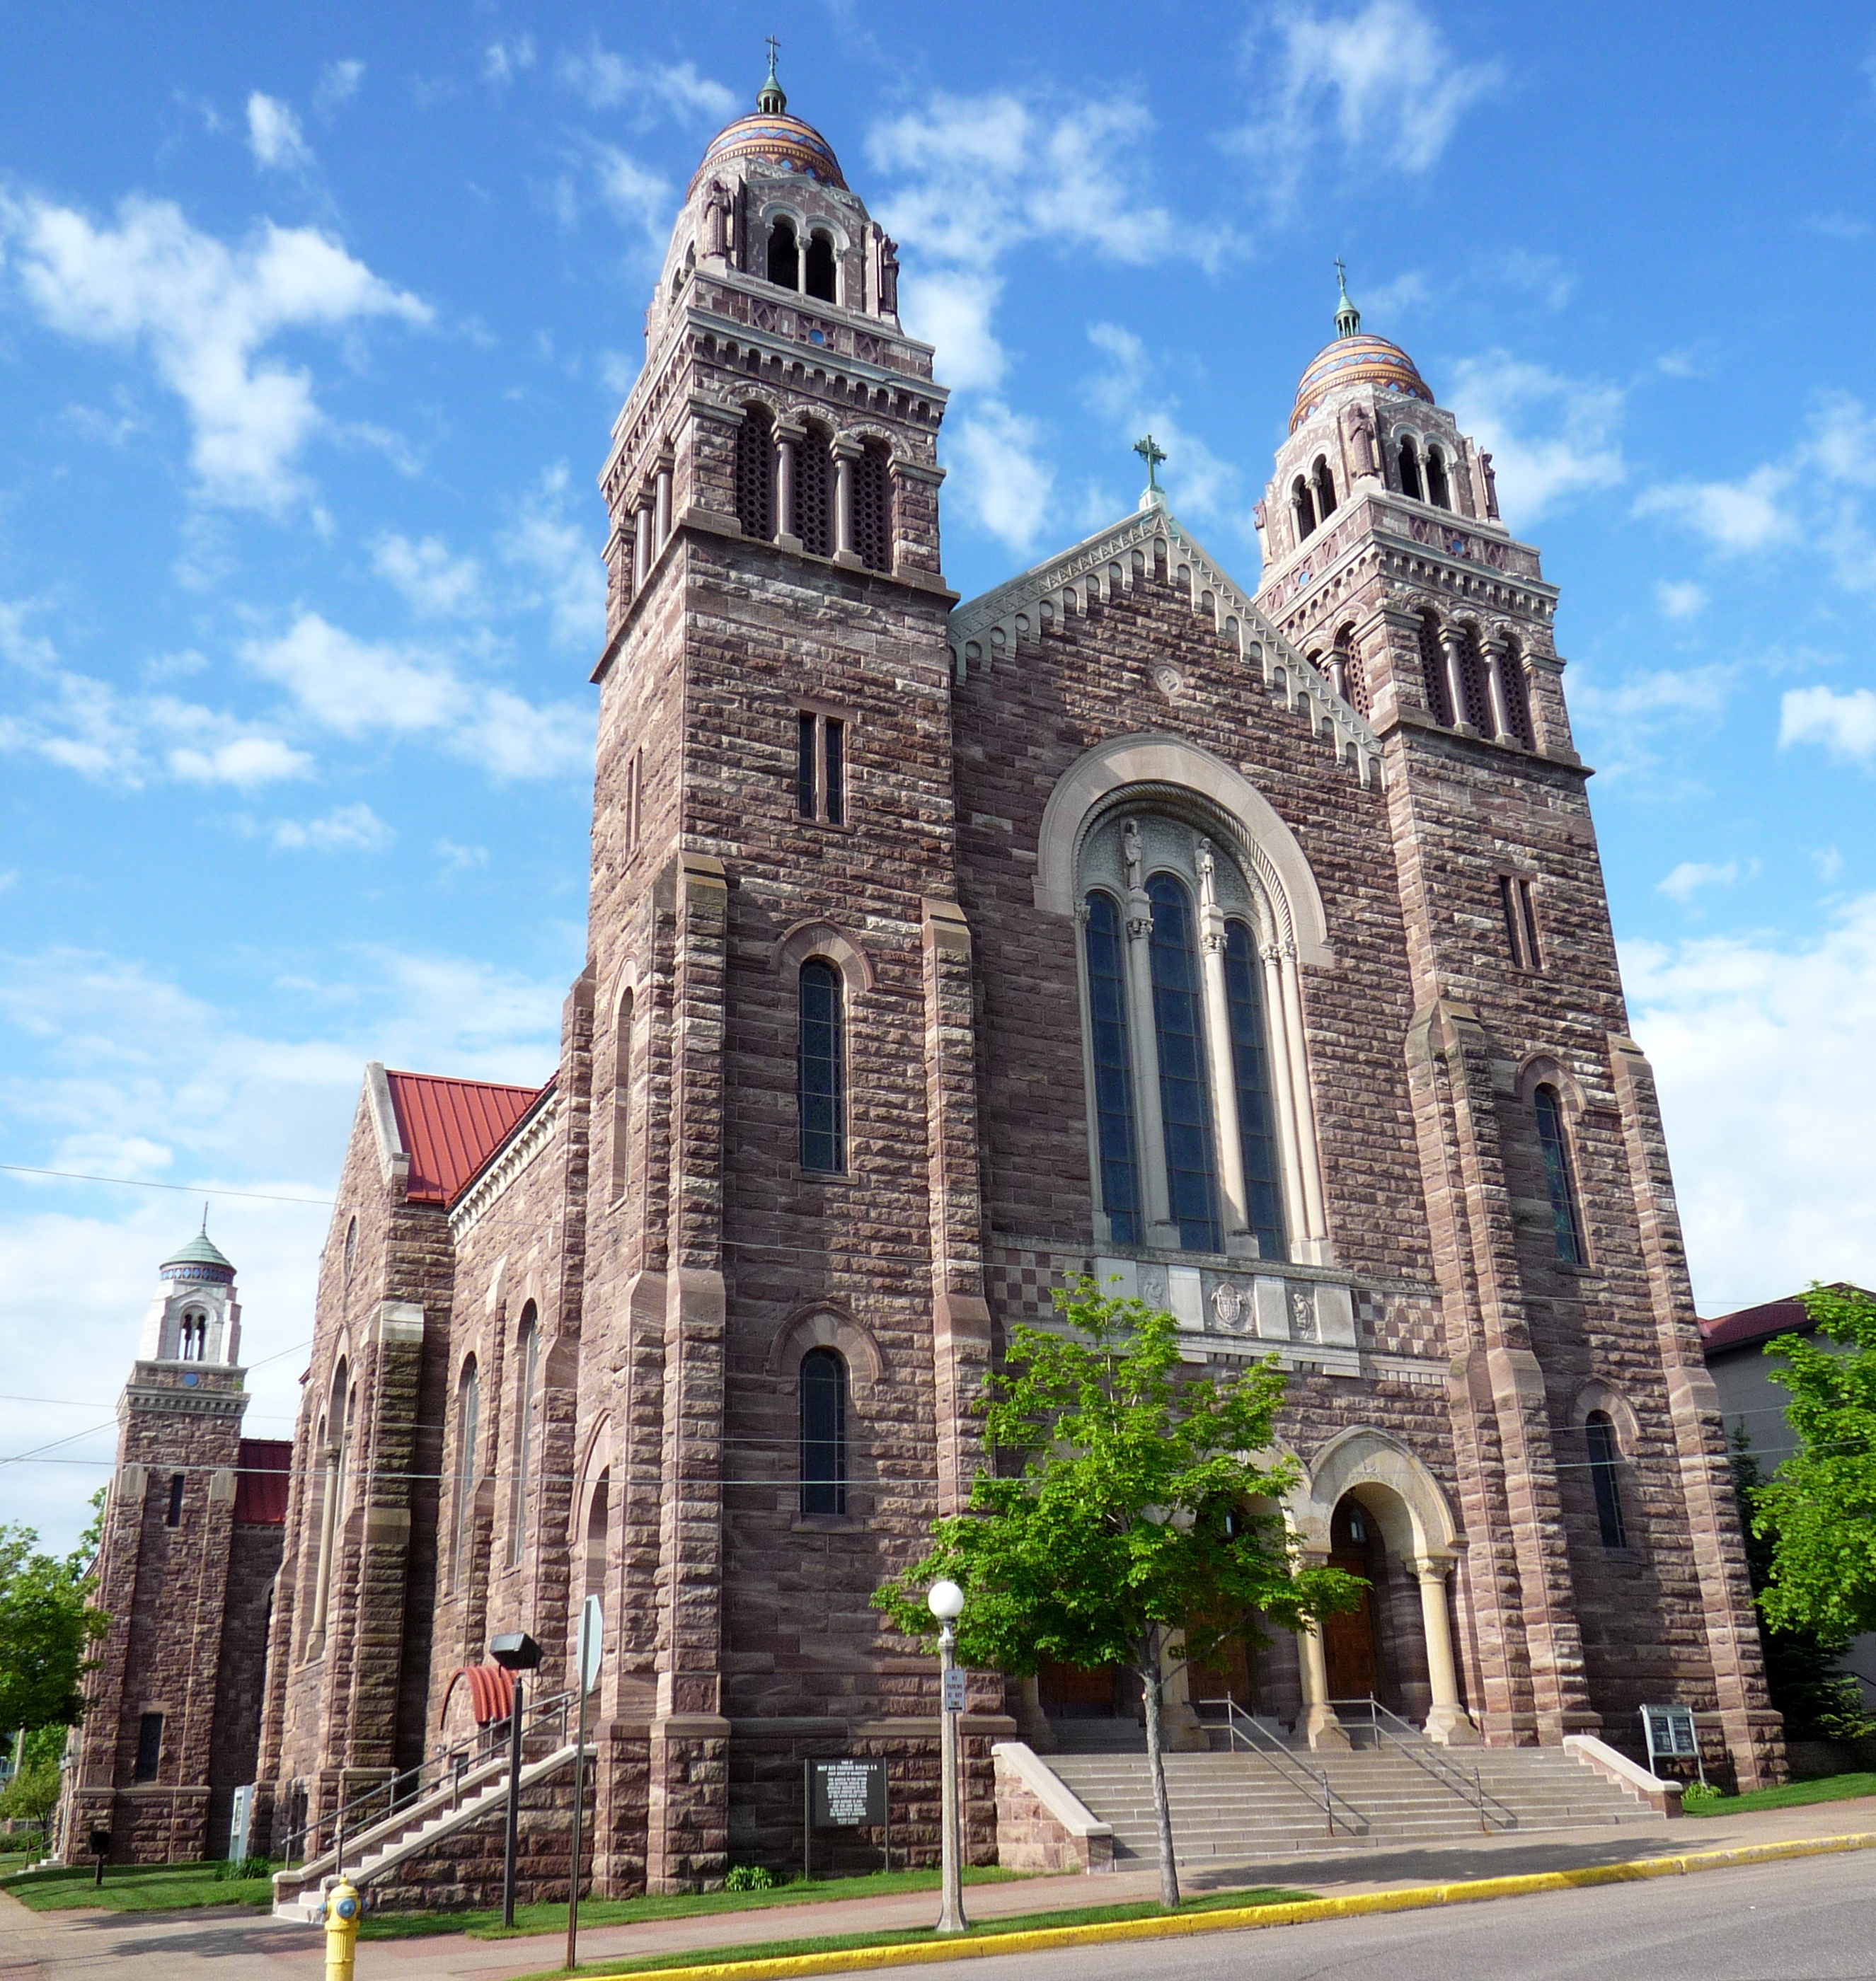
left=1134, top=433, right=1167, bottom=492
left=765, top=33, right=781, bottom=75
left=1334, top=255, right=1347, bottom=288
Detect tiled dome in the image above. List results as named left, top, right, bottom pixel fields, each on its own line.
left=161, top=1230, right=235, bottom=1283
left=1290, top=333, right=1434, bottom=432
left=690, top=110, right=846, bottom=195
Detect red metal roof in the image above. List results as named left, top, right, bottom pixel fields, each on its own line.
left=1699, top=1284, right=1870, bottom=1355
left=233, top=1439, right=292, bottom=1524
left=383, top=1070, right=548, bottom=1207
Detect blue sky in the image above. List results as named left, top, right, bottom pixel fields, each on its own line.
left=2, top=1, right=1873, bottom=1548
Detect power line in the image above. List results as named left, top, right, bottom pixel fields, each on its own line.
left=0, top=1163, right=332, bottom=1207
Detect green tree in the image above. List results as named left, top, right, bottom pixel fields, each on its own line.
left=1753, top=1284, right=1876, bottom=1651
left=0, top=1525, right=108, bottom=1739
left=1730, top=1432, right=1874, bottom=1742
left=874, top=1281, right=1361, bottom=1907
left=0, top=1726, right=71, bottom=1826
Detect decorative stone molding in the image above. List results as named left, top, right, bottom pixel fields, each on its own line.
left=449, top=1088, right=563, bottom=1243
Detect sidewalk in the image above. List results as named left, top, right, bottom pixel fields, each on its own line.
left=1, top=1796, right=1870, bottom=1981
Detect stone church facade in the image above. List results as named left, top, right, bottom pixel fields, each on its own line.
left=234, top=72, right=1778, bottom=1892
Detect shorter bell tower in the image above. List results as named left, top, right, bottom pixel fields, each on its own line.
left=55, top=1230, right=288, bottom=1866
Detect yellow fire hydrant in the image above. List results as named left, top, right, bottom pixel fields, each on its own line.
left=323, top=1876, right=362, bottom=1980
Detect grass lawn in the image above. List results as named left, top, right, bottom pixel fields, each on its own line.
left=503, top=1885, right=1316, bottom=1981
left=359, top=1865, right=1030, bottom=1942
left=0, top=1860, right=275, bottom=1913
left=1685, top=1770, right=1876, bottom=1818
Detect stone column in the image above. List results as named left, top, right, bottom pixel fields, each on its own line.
left=832, top=443, right=858, bottom=565
left=1195, top=842, right=1254, bottom=1255
left=1123, top=875, right=1175, bottom=1242
left=655, top=463, right=672, bottom=548
left=1277, top=945, right=1330, bottom=1261
left=775, top=429, right=800, bottom=551
left=1260, top=944, right=1311, bottom=1249
left=632, top=503, right=650, bottom=593
left=1294, top=1558, right=1350, bottom=1750
left=1482, top=634, right=1515, bottom=745
left=1439, top=625, right=1475, bottom=734
left=1159, top=1630, right=1209, bottom=1752
left=1410, top=1556, right=1481, bottom=1745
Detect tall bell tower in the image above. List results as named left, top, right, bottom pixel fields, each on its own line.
left=580, top=60, right=987, bottom=1891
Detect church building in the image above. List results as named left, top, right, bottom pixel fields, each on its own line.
left=204, top=64, right=1778, bottom=1893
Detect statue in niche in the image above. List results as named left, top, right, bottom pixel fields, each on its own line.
left=1122, top=820, right=1144, bottom=893
left=878, top=234, right=899, bottom=312
left=1480, top=451, right=1500, bottom=519
left=1347, top=404, right=1376, bottom=476
left=1252, top=499, right=1268, bottom=533
left=702, top=180, right=732, bottom=262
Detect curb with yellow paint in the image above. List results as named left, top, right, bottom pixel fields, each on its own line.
left=572, top=1830, right=1876, bottom=1981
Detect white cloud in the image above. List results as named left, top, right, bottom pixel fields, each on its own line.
left=168, top=732, right=311, bottom=789
left=2, top=195, right=429, bottom=509
left=1444, top=352, right=1625, bottom=523
left=902, top=271, right=1007, bottom=393
left=1500, top=249, right=1575, bottom=311
left=1655, top=579, right=1708, bottom=620
left=1657, top=858, right=1746, bottom=904
left=1780, top=684, right=1876, bottom=763
left=502, top=464, right=604, bottom=649
left=590, top=145, right=674, bottom=251
left=1635, top=462, right=1796, bottom=553
left=1235, top=0, right=1503, bottom=208
left=0, top=938, right=569, bottom=1547
left=372, top=532, right=485, bottom=617
left=557, top=43, right=735, bottom=123
left=484, top=36, right=536, bottom=84
left=945, top=400, right=1055, bottom=555
left=241, top=611, right=591, bottom=779
left=1624, top=896, right=1876, bottom=1312
left=270, top=802, right=391, bottom=851
left=313, top=61, right=364, bottom=115
left=1564, top=662, right=1737, bottom=786
left=246, top=92, right=313, bottom=173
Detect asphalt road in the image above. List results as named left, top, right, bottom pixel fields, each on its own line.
left=850, top=1852, right=1876, bottom=1981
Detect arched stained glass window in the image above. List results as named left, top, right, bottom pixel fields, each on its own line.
left=1224, top=923, right=1287, bottom=1261
left=798, top=961, right=845, bottom=1174
left=451, top=1356, right=480, bottom=1592
left=1147, top=874, right=1219, bottom=1252
left=1535, top=1085, right=1586, bottom=1266
left=508, top=1305, right=539, bottom=1566
left=800, top=1347, right=848, bottom=1516
left=1585, top=1411, right=1627, bottom=1547
left=1083, top=891, right=1140, bottom=1245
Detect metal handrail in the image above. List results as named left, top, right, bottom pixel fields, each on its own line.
left=1196, top=1698, right=1368, bottom=1838
left=277, top=1685, right=576, bottom=1873
left=1327, top=1697, right=1517, bottom=1832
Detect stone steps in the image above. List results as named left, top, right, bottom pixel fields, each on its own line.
left=1045, top=1744, right=1662, bottom=1861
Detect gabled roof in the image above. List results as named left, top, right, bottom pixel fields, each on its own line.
left=233, top=1439, right=292, bottom=1524
left=1699, top=1285, right=1869, bottom=1356
left=383, top=1070, right=549, bottom=1207
left=948, top=496, right=1381, bottom=787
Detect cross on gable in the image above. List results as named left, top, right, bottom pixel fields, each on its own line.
left=1133, top=433, right=1167, bottom=491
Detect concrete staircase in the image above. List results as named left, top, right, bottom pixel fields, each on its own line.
left=272, top=1743, right=586, bottom=1922
left=1044, top=1743, right=1667, bottom=1864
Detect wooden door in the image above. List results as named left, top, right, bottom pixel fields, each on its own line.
left=1323, top=1553, right=1379, bottom=1702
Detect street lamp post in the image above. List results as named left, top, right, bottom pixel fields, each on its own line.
left=489, top=1631, right=542, bottom=1931
left=927, top=1580, right=968, bottom=1936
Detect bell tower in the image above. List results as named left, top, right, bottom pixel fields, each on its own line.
left=580, top=61, right=983, bottom=1892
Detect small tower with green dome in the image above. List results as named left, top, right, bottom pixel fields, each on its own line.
left=138, top=1219, right=243, bottom=1365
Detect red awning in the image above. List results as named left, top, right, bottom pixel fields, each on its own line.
left=439, top=1663, right=515, bottom=1728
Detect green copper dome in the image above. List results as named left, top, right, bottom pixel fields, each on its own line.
left=161, top=1230, right=235, bottom=1282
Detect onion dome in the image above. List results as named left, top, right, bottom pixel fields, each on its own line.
left=161, top=1228, right=235, bottom=1285
left=689, top=50, right=846, bottom=195
left=1289, top=265, right=1433, bottom=432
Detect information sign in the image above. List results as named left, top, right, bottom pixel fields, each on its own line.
left=803, top=1758, right=891, bottom=1880
left=1640, top=1704, right=1705, bottom=1783
left=942, top=1668, right=967, bottom=1714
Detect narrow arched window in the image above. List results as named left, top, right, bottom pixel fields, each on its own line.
left=1426, top=447, right=1451, bottom=509
left=853, top=441, right=892, bottom=572
left=1312, top=455, right=1337, bottom=521
left=508, top=1305, right=539, bottom=1566
left=610, top=989, right=633, bottom=1201
left=1083, top=891, right=1141, bottom=1246
left=1459, top=624, right=1493, bottom=733
left=798, top=960, right=845, bottom=1174
left=804, top=230, right=836, bottom=303
left=1585, top=1411, right=1628, bottom=1547
left=1224, top=923, right=1287, bottom=1261
left=180, top=1309, right=206, bottom=1360
left=792, top=424, right=834, bottom=557
left=343, top=1215, right=357, bottom=1282
left=1147, top=874, right=1219, bottom=1252
left=800, top=1347, right=848, bottom=1516
left=1418, top=610, right=1453, bottom=726
left=1291, top=475, right=1316, bottom=541
left=1534, top=1085, right=1586, bottom=1266
left=766, top=216, right=799, bottom=289
left=584, top=1469, right=609, bottom=1605
left=451, top=1356, right=480, bottom=1592
left=1500, top=636, right=1536, bottom=750
left=1398, top=434, right=1423, bottom=501
left=735, top=406, right=776, bottom=543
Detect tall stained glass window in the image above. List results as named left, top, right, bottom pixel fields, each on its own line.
left=799, top=961, right=846, bottom=1174
left=1083, top=891, right=1141, bottom=1244
left=1224, top=922, right=1287, bottom=1260
left=1147, top=874, right=1219, bottom=1252
left=1535, top=1085, right=1586, bottom=1265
